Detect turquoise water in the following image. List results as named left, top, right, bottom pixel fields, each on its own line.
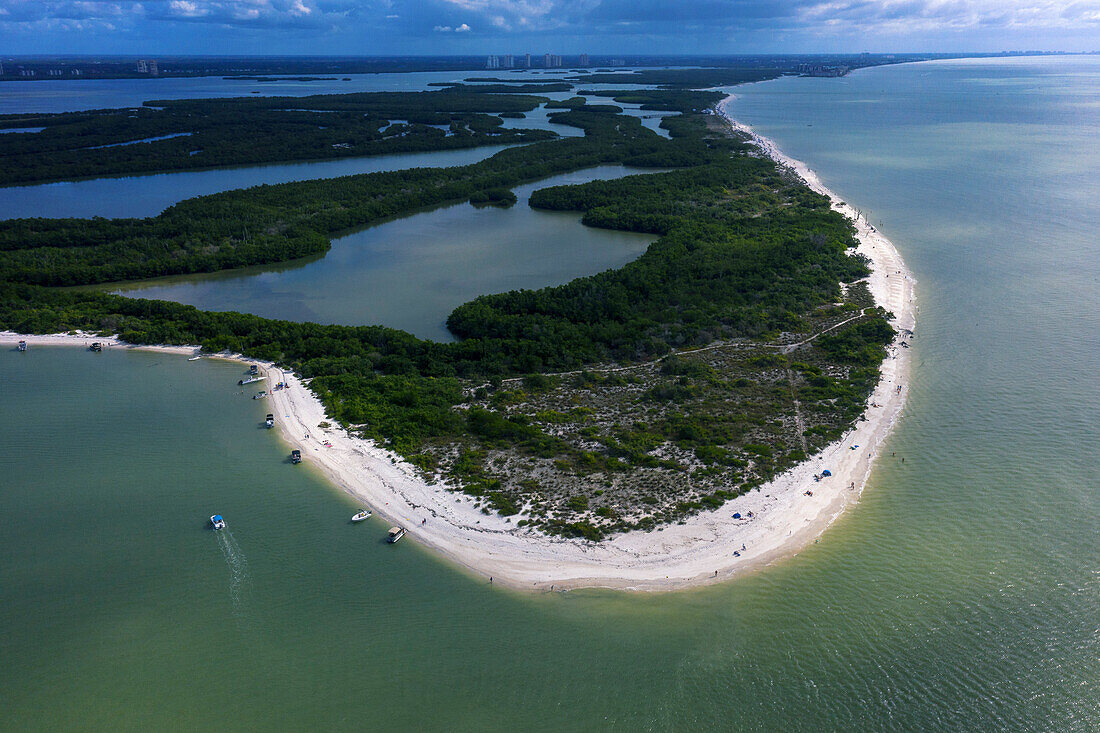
left=3, top=57, right=1099, bottom=730
left=112, top=165, right=659, bottom=341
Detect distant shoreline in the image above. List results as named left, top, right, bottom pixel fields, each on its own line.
left=0, top=97, right=917, bottom=592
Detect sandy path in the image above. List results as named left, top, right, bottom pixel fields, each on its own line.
left=2, top=105, right=916, bottom=591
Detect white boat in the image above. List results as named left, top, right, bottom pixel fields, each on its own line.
left=252, top=391, right=267, bottom=400
left=210, top=514, right=226, bottom=530
left=265, top=413, right=275, bottom=428
left=387, top=526, right=407, bottom=543
left=188, top=356, right=202, bottom=361
left=238, top=375, right=265, bottom=385
left=351, top=510, right=372, bottom=522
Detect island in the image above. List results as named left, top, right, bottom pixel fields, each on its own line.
left=0, top=75, right=914, bottom=589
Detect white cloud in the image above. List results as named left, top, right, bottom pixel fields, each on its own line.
left=434, top=21, right=470, bottom=32
left=168, top=0, right=206, bottom=17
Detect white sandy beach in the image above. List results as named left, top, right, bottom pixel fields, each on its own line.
left=2, top=104, right=916, bottom=591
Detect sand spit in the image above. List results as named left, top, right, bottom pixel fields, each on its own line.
left=2, top=105, right=916, bottom=591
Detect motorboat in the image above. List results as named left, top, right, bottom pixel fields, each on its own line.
left=387, top=526, right=407, bottom=543
left=210, top=514, right=227, bottom=530
left=238, top=375, right=265, bottom=385
left=290, top=449, right=302, bottom=464
left=89, top=342, right=102, bottom=352
left=351, top=510, right=372, bottom=522
left=265, top=413, right=275, bottom=428
left=252, top=391, right=267, bottom=400
left=17, top=340, right=27, bottom=351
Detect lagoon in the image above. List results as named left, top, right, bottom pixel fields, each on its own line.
left=112, top=165, right=660, bottom=341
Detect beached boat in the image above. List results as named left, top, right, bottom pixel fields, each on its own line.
left=290, top=449, right=302, bottom=464
left=387, top=526, right=407, bottom=543
left=248, top=364, right=259, bottom=375
left=17, top=340, right=27, bottom=351
left=265, top=413, right=275, bottom=428
left=238, top=375, right=265, bottom=385
left=252, top=391, right=267, bottom=400
left=351, top=510, right=372, bottom=522
left=210, top=514, right=226, bottom=530
left=89, top=342, right=102, bottom=352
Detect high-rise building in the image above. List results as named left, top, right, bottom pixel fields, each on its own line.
left=523, top=53, right=531, bottom=68
left=486, top=55, right=499, bottom=69
left=137, top=59, right=148, bottom=73
left=579, top=53, right=589, bottom=66
left=543, top=53, right=562, bottom=68
left=501, top=55, right=514, bottom=69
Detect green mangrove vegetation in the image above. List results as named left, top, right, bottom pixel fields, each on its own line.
left=0, top=90, right=560, bottom=185
left=0, top=88, right=894, bottom=539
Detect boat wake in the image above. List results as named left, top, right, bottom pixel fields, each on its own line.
left=216, top=529, right=254, bottom=627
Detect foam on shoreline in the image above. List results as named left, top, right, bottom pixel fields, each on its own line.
left=1, top=103, right=916, bottom=591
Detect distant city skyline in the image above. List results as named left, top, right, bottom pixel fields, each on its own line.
left=1, top=1, right=1098, bottom=55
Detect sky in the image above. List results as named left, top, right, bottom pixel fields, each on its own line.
left=1, top=1, right=1099, bottom=56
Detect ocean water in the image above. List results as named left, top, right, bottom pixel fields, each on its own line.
left=3, top=57, right=1099, bottom=730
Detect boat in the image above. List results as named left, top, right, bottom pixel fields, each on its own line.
left=188, top=356, right=202, bottom=361
left=252, top=391, right=267, bottom=400
left=238, top=375, right=265, bottom=385
left=265, top=413, right=275, bottom=428
left=89, top=342, right=102, bottom=352
left=248, top=364, right=259, bottom=375
left=17, top=340, right=27, bottom=351
left=210, top=514, right=226, bottom=530
left=351, top=510, right=372, bottom=522
left=290, top=449, right=302, bottom=464
left=387, top=526, right=407, bottom=543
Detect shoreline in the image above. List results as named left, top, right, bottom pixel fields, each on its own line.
left=1, top=107, right=916, bottom=592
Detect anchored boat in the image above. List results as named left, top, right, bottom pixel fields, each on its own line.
left=210, top=514, right=226, bottom=530
left=89, top=342, right=102, bottom=352
left=238, top=375, right=265, bottom=385
left=265, top=413, right=275, bottom=428
left=387, top=526, right=407, bottom=543
left=290, top=449, right=302, bottom=464
left=351, top=510, right=372, bottom=522
left=17, top=340, right=27, bottom=352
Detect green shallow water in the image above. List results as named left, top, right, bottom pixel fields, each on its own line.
left=4, top=57, right=1100, bottom=730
